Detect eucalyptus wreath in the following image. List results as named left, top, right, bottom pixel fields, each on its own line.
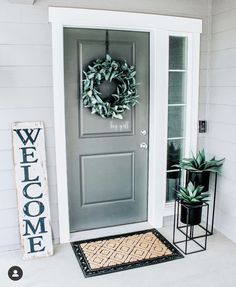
left=82, top=54, right=139, bottom=119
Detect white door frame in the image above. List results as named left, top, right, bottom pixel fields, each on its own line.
left=49, top=8, right=202, bottom=243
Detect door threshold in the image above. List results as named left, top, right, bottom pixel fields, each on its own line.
left=70, top=222, right=153, bottom=242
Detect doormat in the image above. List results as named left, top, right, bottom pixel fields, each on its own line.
left=71, top=229, right=183, bottom=277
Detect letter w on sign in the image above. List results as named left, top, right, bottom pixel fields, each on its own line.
left=12, top=122, right=53, bottom=259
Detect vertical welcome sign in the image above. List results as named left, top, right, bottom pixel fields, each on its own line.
left=12, top=122, right=53, bottom=259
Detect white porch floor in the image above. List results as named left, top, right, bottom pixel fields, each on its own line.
left=1, top=226, right=236, bottom=287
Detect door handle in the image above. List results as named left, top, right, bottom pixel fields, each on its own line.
left=140, top=142, right=148, bottom=149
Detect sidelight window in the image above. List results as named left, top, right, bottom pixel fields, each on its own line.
left=166, top=36, right=188, bottom=202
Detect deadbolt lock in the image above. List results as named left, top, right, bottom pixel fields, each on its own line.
left=140, top=130, right=147, bottom=136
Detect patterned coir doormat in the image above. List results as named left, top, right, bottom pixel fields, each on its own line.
left=71, top=229, right=183, bottom=277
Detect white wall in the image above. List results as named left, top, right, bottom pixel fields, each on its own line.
left=199, top=0, right=236, bottom=243
left=0, top=0, right=210, bottom=251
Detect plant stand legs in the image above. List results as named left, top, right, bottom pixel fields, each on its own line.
left=173, top=199, right=210, bottom=255
left=198, top=173, right=218, bottom=236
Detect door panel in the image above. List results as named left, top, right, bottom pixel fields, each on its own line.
left=80, top=152, right=134, bottom=205
left=64, top=28, right=149, bottom=232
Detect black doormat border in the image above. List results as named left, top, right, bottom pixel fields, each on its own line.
left=71, top=228, right=184, bottom=277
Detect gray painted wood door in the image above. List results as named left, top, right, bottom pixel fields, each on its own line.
left=64, top=28, right=149, bottom=232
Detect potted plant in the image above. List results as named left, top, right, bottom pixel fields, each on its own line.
left=176, top=181, right=209, bottom=225
left=174, top=149, right=225, bottom=192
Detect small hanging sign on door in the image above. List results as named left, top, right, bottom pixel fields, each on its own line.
left=12, top=122, right=53, bottom=259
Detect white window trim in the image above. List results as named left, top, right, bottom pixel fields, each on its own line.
left=164, top=31, right=201, bottom=215
left=49, top=7, right=202, bottom=243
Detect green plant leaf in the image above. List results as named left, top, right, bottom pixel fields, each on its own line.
left=176, top=181, right=209, bottom=204
left=106, top=54, right=111, bottom=61
left=113, top=113, right=123, bottom=119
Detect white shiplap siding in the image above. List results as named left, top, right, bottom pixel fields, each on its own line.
left=0, top=1, right=57, bottom=251
left=0, top=0, right=210, bottom=251
left=203, top=1, right=236, bottom=242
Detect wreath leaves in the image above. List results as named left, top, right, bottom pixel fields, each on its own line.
left=82, top=54, right=139, bottom=119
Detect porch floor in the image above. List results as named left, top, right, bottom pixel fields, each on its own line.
left=1, top=226, right=236, bottom=287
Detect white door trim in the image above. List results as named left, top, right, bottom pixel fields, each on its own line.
left=49, top=8, right=202, bottom=243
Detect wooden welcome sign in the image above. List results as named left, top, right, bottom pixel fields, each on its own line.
left=12, top=122, right=53, bottom=259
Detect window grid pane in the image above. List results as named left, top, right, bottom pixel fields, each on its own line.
left=167, top=139, right=184, bottom=171
left=168, top=71, right=187, bottom=105
left=168, top=106, right=186, bottom=138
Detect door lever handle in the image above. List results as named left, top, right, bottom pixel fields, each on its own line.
left=140, top=142, right=148, bottom=149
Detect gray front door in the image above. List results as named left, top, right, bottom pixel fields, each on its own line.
left=64, top=28, right=149, bottom=232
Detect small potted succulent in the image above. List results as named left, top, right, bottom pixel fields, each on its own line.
left=176, top=181, right=209, bottom=225
left=174, top=149, right=225, bottom=192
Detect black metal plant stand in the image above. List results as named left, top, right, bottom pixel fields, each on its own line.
left=185, top=172, right=218, bottom=236
left=206, top=172, right=217, bottom=235
left=173, top=199, right=210, bottom=255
